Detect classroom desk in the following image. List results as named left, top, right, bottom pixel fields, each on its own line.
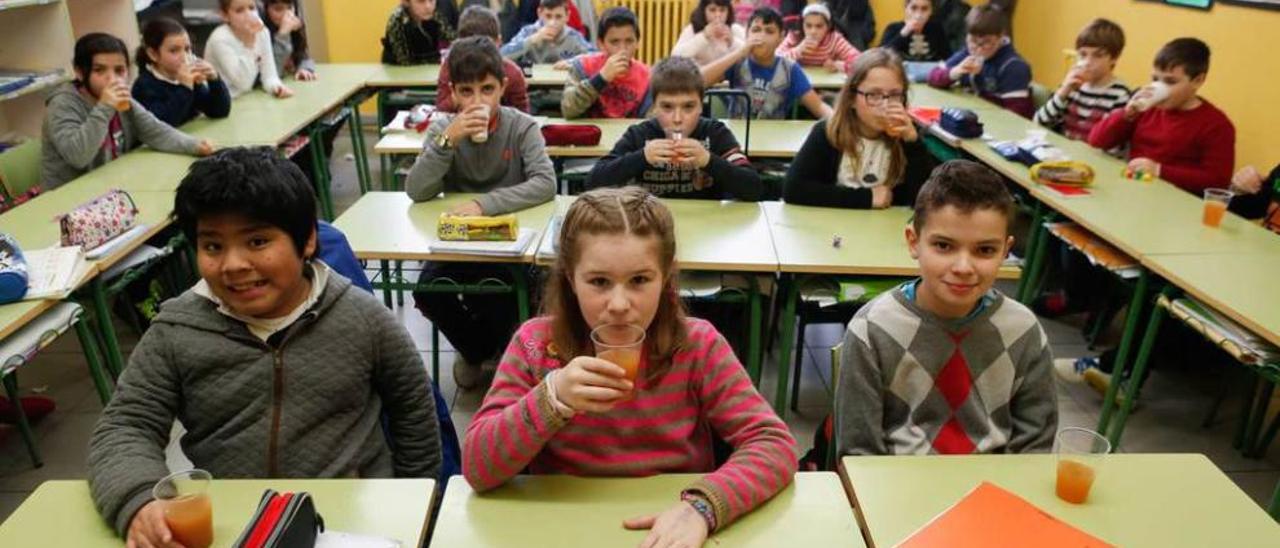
left=1142, top=252, right=1280, bottom=350
left=364, top=63, right=567, bottom=88
left=0, top=478, right=435, bottom=547
left=430, top=472, right=864, bottom=547
left=63, top=149, right=197, bottom=193
left=840, top=453, right=1280, bottom=547
left=374, top=118, right=816, bottom=159
left=182, top=76, right=365, bottom=146
left=803, top=66, right=847, bottom=90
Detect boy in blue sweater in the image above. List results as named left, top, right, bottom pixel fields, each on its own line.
left=927, top=3, right=1032, bottom=118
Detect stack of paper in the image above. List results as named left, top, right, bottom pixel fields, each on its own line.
left=428, top=228, right=535, bottom=257
left=23, top=246, right=89, bottom=300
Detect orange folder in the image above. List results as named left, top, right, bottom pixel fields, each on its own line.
left=896, top=482, right=1113, bottom=548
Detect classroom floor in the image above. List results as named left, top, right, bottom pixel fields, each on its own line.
left=2, top=129, right=1277, bottom=524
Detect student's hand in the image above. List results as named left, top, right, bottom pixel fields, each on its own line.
left=601, top=52, right=631, bottom=83
left=195, top=140, right=216, bottom=156
left=706, top=21, right=730, bottom=42
left=552, top=59, right=571, bottom=71
left=1231, top=165, right=1265, bottom=195
left=740, top=35, right=766, bottom=58
left=295, top=68, right=317, bottom=81
left=623, top=502, right=710, bottom=548
left=1126, top=158, right=1161, bottom=179
left=673, top=138, right=710, bottom=169
left=99, top=82, right=130, bottom=109
left=949, top=56, right=980, bottom=80
left=1056, top=66, right=1086, bottom=99
left=127, top=501, right=183, bottom=548
left=274, top=84, right=294, bottom=98
left=278, top=9, right=303, bottom=35
left=553, top=356, right=633, bottom=413
left=905, top=15, right=927, bottom=34
left=871, top=185, right=893, bottom=209
left=176, top=62, right=198, bottom=89
left=449, top=200, right=484, bottom=216
left=445, top=105, right=490, bottom=142
left=823, top=58, right=843, bottom=73
left=248, top=14, right=266, bottom=35
left=193, top=59, right=219, bottom=81
left=644, top=139, right=677, bottom=166
left=883, top=104, right=917, bottom=142
left=1124, top=87, right=1154, bottom=119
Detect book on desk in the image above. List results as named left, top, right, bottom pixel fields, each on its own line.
left=898, top=482, right=1113, bottom=548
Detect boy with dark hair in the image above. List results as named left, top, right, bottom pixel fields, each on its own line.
left=438, top=5, right=531, bottom=113
left=1035, top=18, right=1130, bottom=143
left=501, top=0, right=592, bottom=64
left=406, top=36, right=556, bottom=388
left=701, top=7, right=832, bottom=120
left=42, top=32, right=213, bottom=189
left=586, top=56, right=764, bottom=200
left=928, top=3, right=1033, bottom=118
left=1088, top=37, right=1234, bottom=195
left=561, top=6, right=651, bottom=119
left=88, top=147, right=441, bottom=547
left=837, top=159, right=1057, bottom=456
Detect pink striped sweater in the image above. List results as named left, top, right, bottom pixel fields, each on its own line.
left=777, top=31, right=860, bottom=68
left=463, top=316, right=798, bottom=529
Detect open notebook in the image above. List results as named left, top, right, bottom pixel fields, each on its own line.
left=23, top=246, right=90, bottom=300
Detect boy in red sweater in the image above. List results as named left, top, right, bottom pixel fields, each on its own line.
left=1088, top=37, right=1234, bottom=194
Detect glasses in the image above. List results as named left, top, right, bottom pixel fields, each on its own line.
left=966, top=36, right=1000, bottom=49
left=855, top=90, right=906, bottom=106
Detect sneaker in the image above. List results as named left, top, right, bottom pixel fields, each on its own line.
left=1054, top=357, right=1098, bottom=385
left=452, top=354, right=483, bottom=391
left=1032, top=290, right=1072, bottom=318
left=1083, top=367, right=1114, bottom=399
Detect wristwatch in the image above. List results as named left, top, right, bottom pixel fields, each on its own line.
left=433, top=132, right=453, bottom=150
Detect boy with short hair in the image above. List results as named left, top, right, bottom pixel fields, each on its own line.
left=1034, top=18, right=1131, bottom=143
left=927, top=3, right=1033, bottom=119
left=382, top=0, right=455, bottom=64
left=438, top=5, right=531, bottom=113
left=1088, top=37, right=1234, bottom=195
left=500, top=0, right=592, bottom=65
left=586, top=56, right=764, bottom=200
left=701, top=7, right=833, bottom=120
left=42, top=32, right=213, bottom=189
left=406, top=36, right=556, bottom=389
left=88, top=147, right=441, bottom=546
left=836, top=160, right=1057, bottom=456
left=561, top=6, right=651, bottom=119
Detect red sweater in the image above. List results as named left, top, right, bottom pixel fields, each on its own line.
left=463, top=316, right=798, bottom=529
left=1088, top=100, right=1235, bottom=194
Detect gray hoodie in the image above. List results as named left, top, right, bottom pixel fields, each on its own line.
left=88, top=271, right=441, bottom=536
left=41, top=82, right=201, bottom=189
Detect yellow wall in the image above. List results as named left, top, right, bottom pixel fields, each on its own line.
left=319, top=0, right=399, bottom=62
left=1014, top=0, right=1280, bottom=171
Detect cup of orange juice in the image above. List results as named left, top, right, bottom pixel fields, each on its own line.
left=1202, top=188, right=1234, bottom=228
left=1054, top=427, right=1110, bottom=504
left=153, top=469, right=214, bottom=548
left=591, top=324, right=646, bottom=388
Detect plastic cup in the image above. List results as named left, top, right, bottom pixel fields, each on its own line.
left=591, top=324, right=645, bottom=385
left=471, top=104, right=491, bottom=143
left=1054, top=428, right=1110, bottom=504
left=1136, top=81, right=1171, bottom=112
left=664, top=127, right=686, bottom=164
left=1203, top=188, right=1234, bottom=228
left=153, top=469, right=214, bottom=548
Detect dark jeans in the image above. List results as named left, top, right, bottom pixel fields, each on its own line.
left=413, top=262, right=519, bottom=364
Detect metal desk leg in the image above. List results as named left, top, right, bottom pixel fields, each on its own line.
left=347, top=97, right=372, bottom=194
left=74, top=316, right=113, bottom=405
left=308, top=126, right=335, bottom=221
left=747, top=276, right=763, bottom=386
left=1016, top=203, right=1048, bottom=304
left=1097, top=270, right=1153, bottom=444
left=88, top=277, right=125, bottom=379
left=510, top=265, right=530, bottom=321
left=380, top=260, right=393, bottom=308
left=772, top=274, right=800, bottom=414
left=2, top=374, right=41, bottom=467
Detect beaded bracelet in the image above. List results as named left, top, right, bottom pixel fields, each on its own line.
left=680, top=491, right=717, bottom=532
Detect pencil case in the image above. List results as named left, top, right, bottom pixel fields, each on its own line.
left=1031, top=161, right=1095, bottom=187
left=233, top=490, right=324, bottom=548
left=542, top=124, right=602, bottom=147
left=438, top=212, right=519, bottom=241
left=56, top=188, right=137, bottom=252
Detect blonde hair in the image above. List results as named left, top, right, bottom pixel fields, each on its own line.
left=826, top=48, right=910, bottom=188
left=544, top=188, right=688, bottom=378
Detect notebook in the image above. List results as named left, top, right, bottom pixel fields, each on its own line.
left=22, top=246, right=90, bottom=300
left=896, top=482, right=1113, bottom=548
left=428, top=227, right=536, bottom=257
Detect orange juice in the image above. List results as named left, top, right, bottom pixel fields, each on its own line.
left=599, top=348, right=641, bottom=382
left=164, top=493, right=214, bottom=548
left=1203, top=200, right=1228, bottom=227
left=1055, top=459, right=1096, bottom=504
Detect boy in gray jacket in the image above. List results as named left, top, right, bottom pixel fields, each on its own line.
left=42, top=32, right=212, bottom=189
left=836, top=160, right=1057, bottom=456
left=88, top=147, right=441, bottom=547
left=405, top=36, right=555, bottom=391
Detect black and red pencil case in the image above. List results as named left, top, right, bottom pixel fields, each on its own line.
left=233, top=490, right=325, bottom=548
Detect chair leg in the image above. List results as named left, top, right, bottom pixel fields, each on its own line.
left=1242, top=379, right=1275, bottom=459
left=3, top=373, right=42, bottom=468
left=1201, top=368, right=1233, bottom=429
left=1269, top=473, right=1280, bottom=521
left=790, top=320, right=808, bottom=412
left=1251, top=401, right=1280, bottom=459
left=1236, top=374, right=1261, bottom=451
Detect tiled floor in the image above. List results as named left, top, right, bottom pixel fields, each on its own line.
left=2, top=128, right=1277, bottom=524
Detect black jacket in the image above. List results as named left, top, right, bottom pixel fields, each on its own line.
left=587, top=118, right=765, bottom=201
left=131, top=66, right=231, bottom=128
left=880, top=19, right=952, bottom=62
left=784, top=119, right=936, bottom=209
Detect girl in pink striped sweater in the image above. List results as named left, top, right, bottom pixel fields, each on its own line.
left=463, top=187, right=797, bottom=547
left=777, top=3, right=859, bottom=73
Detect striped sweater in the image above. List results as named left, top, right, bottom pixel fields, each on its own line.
left=1034, top=79, right=1131, bottom=142
left=777, top=31, right=860, bottom=68
left=463, top=316, right=798, bottom=529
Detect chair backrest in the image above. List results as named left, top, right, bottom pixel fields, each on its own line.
left=703, top=88, right=751, bottom=155
left=595, top=0, right=697, bottom=65
left=0, top=141, right=42, bottom=200
left=1030, top=82, right=1052, bottom=111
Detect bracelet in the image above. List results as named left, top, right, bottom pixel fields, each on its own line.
left=680, top=491, right=717, bottom=532
left=544, top=370, right=577, bottom=419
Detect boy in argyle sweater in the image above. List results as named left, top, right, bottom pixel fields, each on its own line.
left=836, top=160, right=1057, bottom=455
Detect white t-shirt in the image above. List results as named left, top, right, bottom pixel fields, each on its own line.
left=203, top=24, right=283, bottom=98
left=194, top=261, right=330, bottom=341
left=836, top=137, right=892, bottom=189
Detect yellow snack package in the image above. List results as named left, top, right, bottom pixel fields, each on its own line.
left=437, top=213, right=519, bottom=241
left=1030, top=161, right=1095, bottom=187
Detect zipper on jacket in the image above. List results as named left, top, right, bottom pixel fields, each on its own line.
left=268, top=348, right=284, bottom=477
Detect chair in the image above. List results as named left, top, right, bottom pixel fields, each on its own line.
left=1, top=302, right=111, bottom=467
left=594, top=0, right=697, bottom=65
left=0, top=141, right=42, bottom=204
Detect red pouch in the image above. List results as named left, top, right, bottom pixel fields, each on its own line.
left=541, top=124, right=602, bottom=147
left=233, top=490, right=324, bottom=548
